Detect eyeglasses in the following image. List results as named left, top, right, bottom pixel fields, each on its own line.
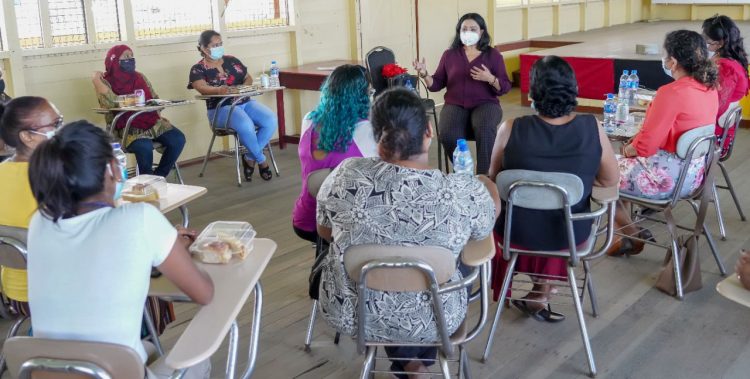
left=23, top=116, right=64, bottom=139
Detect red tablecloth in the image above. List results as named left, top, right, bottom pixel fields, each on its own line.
left=520, top=54, right=615, bottom=100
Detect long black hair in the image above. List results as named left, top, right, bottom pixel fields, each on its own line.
left=197, top=30, right=221, bottom=57
left=370, top=88, right=428, bottom=161
left=0, top=96, right=48, bottom=152
left=529, top=56, right=578, bottom=118
left=29, top=121, right=114, bottom=222
left=449, top=13, right=492, bottom=52
left=702, top=15, right=749, bottom=69
left=664, top=30, right=718, bottom=89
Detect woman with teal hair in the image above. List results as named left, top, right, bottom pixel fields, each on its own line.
left=292, top=64, right=377, bottom=243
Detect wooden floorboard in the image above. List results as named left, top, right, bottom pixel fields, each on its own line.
left=2, top=87, right=750, bottom=378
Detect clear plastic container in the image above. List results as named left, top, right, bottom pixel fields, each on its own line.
left=190, top=221, right=256, bottom=264
left=124, top=174, right=168, bottom=198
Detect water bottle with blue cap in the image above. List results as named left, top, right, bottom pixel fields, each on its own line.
left=452, top=139, right=474, bottom=175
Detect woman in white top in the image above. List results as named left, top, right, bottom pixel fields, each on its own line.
left=26, top=121, right=213, bottom=378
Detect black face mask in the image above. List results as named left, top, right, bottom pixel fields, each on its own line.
left=120, top=58, right=136, bottom=73
left=0, top=79, right=6, bottom=94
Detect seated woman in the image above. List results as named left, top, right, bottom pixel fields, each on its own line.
left=316, top=88, right=500, bottom=378
left=488, top=56, right=619, bottom=321
left=189, top=30, right=277, bottom=182
left=26, top=121, right=213, bottom=378
left=292, top=64, right=378, bottom=243
left=0, top=97, right=62, bottom=315
left=703, top=15, right=749, bottom=156
left=93, top=45, right=186, bottom=177
left=610, top=30, right=719, bottom=256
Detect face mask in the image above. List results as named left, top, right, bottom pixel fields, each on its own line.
left=119, top=58, right=136, bottom=73
left=460, top=31, right=480, bottom=46
left=209, top=46, right=224, bottom=60
left=0, top=79, right=6, bottom=94
left=662, top=58, right=673, bottom=78
left=107, top=163, right=126, bottom=201
left=707, top=50, right=715, bottom=59
left=28, top=129, right=56, bottom=140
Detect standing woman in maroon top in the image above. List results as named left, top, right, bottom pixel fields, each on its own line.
left=413, top=12, right=511, bottom=174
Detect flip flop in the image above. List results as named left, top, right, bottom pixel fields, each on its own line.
left=511, top=299, right=566, bottom=323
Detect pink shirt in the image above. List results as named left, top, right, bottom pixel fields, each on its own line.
left=292, top=115, right=378, bottom=232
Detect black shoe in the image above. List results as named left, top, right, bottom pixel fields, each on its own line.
left=258, top=163, right=273, bottom=181
left=512, top=299, right=565, bottom=323
left=242, top=158, right=254, bottom=182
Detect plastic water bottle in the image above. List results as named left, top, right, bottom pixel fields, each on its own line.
left=452, top=139, right=474, bottom=175
left=617, top=70, right=629, bottom=100
left=269, top=61, right=280, bottom=88
left=628, top=70, right=639, bottom=106
left=111, top=143, right=128, bottom=180
left=615, top=96, right=629, bottom=126
left=603, top=94, right=616, bottom=133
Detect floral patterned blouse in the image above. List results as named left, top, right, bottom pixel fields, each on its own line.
left=188, top=55, right=248, bottom=110
left=316, top=157, right=496, bottom=342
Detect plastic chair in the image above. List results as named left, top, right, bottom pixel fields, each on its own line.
left=301, top=169, right=340, bottom=352
left=712, top=103, right=746, bottom=240
left=344, top=236, right=495, bottom=378
left=619, top=124, right=726, bottom=300
left=0, top=226, right=31, bottom=377
left=480, top=170, right=618, bottom=377
left=197, top=97, right=280, bottom=187
left=365, top=46, right=444, bottom=171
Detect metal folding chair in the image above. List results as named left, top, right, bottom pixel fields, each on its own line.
left=480, top=170, right=618, bottom=377
left=0, top=226, right=30, bottom=377
left=713, top=103, right=746, bottom=240
left=198, top=96, right=280, bottom=187
left=619, top=124, right=726, bottom=300
left=344, top=236, right=494, bottom=378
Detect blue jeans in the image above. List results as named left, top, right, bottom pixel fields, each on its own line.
left=207, top=100, right=277, bottom=164
left=127, top=127, right=186, bottom=177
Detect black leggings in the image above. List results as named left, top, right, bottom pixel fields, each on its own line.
left=293, top=226, right=318, bottom=243
left=438, top=103, right=502, bottom=175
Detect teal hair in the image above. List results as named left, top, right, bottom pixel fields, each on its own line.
left=309, top=65, right=370, bottom=152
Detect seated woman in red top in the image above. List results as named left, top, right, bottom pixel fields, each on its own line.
left=609, top=30, right=719, bottom=256
left=702, top=15, right=749, bottom=156
left=412, top=13, right=511, bottom=175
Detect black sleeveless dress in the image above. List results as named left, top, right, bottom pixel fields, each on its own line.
left=495, top=114, right=602, bottom=251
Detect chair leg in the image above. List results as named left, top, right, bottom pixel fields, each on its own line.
left=304, top=300, right=318, bottom=352
left=199, top=132, right=217, bottom=177
left=669, top=234, right=684, bottom=301
left=334, top=332, right=340, bottom=345
left=234, top=135, right=243, bottom=187
left=583, top=260, right=599, bottom=318
left=266, top=145, right=280, bottom=176
left=481, top=253, right=518, bottom=363
left=567, top=266, right=597, bottom=378
left=359, top=346, right=376, bottom=379
left=225, top=320, right=239, bottom=379
left=719, top=161, right=746, bottom=221
left=0, top=316, right=28, bottom=375
left=438, top=350, right=452, bottom=379
left=459, top=345, right=471, bottom=379
left=173, top=162, right=185, bottom=185
left=712, top=183, right=727, bottom=240
left=143, top=307, right=165, bottom=357
left=704, top=222, right=727, bottom=276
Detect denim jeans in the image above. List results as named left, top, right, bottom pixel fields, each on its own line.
left=127, top=127, right=186, bottom=177
left=207, top=100, right=277, bottom=164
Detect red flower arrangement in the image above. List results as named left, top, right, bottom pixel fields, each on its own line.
left=382, top=63, right=408, bottom=78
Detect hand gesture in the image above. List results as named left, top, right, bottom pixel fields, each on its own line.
left=412, top=58, right=428, bottom=77
left=470, top=64, right=495, bottom=83
left=92, top=71, right=104, bottom=83
left=217, top=85, right=230, bottom=95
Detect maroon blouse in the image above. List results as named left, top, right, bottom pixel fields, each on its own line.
left=427, top=48, right=511, bottom=109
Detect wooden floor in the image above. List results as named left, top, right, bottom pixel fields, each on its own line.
left=3, top=88, right=750, bottom=379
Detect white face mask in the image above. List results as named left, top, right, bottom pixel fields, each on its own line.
left=28, top=129, right=56, bottom=140
left=460, top=31, right=480, bottom=46
left=662, top=58, right=673, bottom=78
left=707, top=49, right=715, bottom=59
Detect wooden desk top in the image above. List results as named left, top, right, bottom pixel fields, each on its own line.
left=279, top=59, right=360, bottom=76
left=119, top=183, right=207, bottom=214
left=92, top=100, right=193, bottom=114
left=717, top=275, right=750, bottom=308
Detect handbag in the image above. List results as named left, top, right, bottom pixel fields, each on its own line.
left=387, top=73, right=418, bottom=92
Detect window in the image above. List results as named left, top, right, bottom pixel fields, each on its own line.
left=15, top=0, right=44, bottom=49
left=92, top=0, right=122, bottom=43
left=48, top=0, right=87, bottom=47
left=224, top=0, right=289, bottom=31
left=131, top=0, right=213, bottom=40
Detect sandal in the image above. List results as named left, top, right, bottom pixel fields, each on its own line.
left=258, top=163, right=273, bottom=181
left=607, top=236, right=645, bottom=256
left=512, top=299, right=565, bottom=323
left=242, top=158, right=254, bottom=182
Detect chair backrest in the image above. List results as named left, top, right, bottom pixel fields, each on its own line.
left=496, top=170, right=584, bottom=210
left=0, top=225, right=28, bottom=269
left=4, top=337, right=145, bottom=379
left=718, top=101, right=741, bottom=128
left=365, top=46, right=396, bottom=95
left=306, top=169, right=331, bottom=198
left=675, top=124, right=714, bottom=160
left=343, top=244, right=455, bottom=292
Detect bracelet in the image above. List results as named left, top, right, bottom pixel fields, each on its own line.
left=419, top=70, right=428, bottom=79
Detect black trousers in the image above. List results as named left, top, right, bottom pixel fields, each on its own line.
left=438, top=102, right=503, bottom=175
left=385, top=346, right=437, bottom=378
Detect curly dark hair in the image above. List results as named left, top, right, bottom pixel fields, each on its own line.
left=664, top=30, right=718, bottom=89
left=702, top=15, right=749, bottom=69
left=529, top=56, right=578, bottom=118
left=449, top=13, right=492, bottom=52
left=370, top=88, right=428, bottom=161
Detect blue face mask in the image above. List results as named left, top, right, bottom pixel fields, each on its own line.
left=119, top=58, right=136, bottom=73
left=209, top=46, right=224, bottom=60
left=108, top=163, right=127, bottom=201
